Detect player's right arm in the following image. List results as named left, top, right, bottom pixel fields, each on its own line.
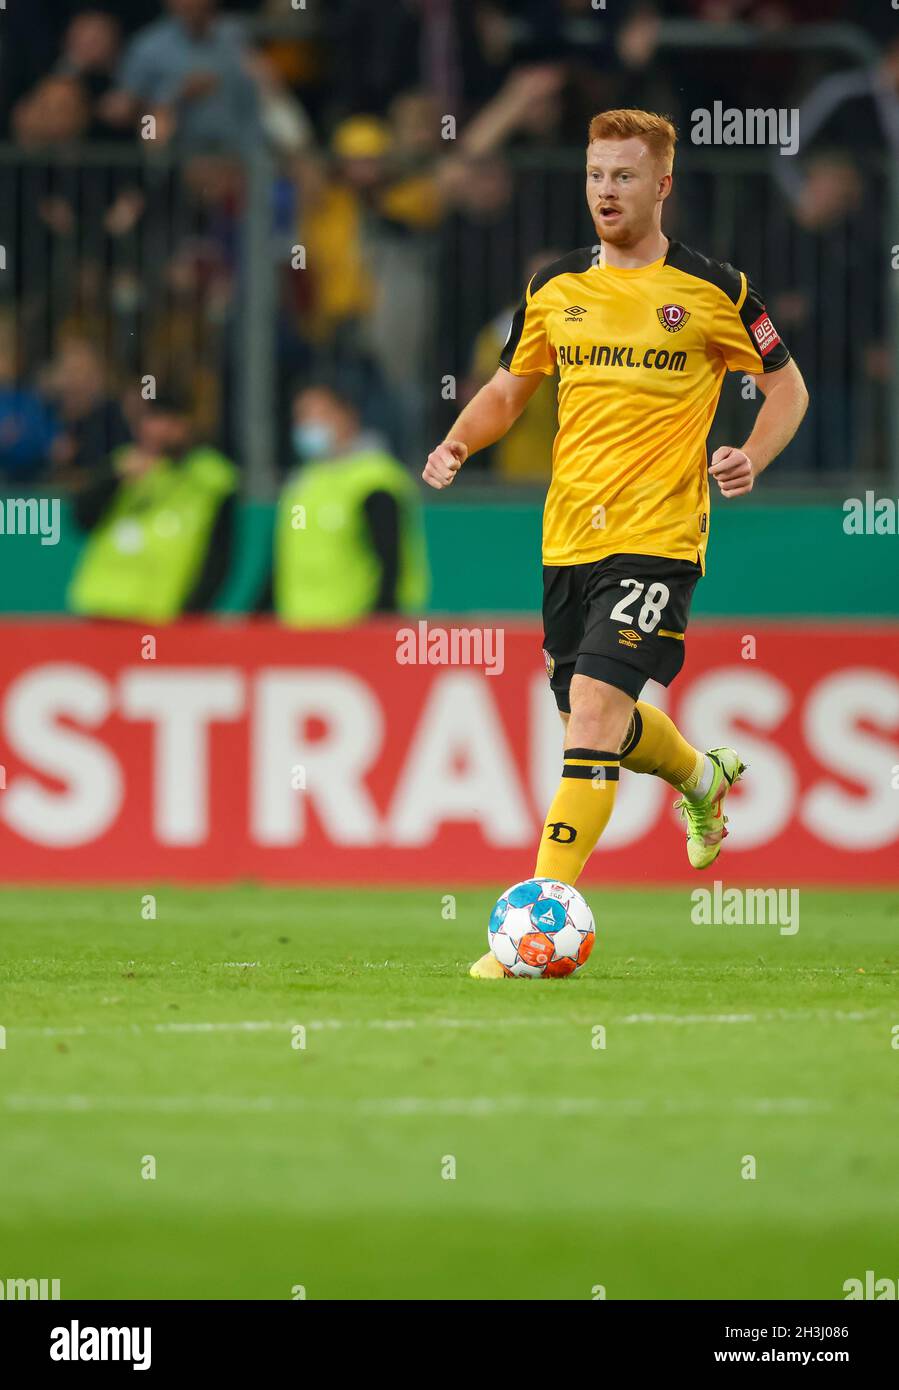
left=423, top=368, right=545, bottom=489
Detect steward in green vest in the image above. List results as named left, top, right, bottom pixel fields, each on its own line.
left=68, top=391, right=237, bottom=623
left=273, top=380, right=429, bottom=627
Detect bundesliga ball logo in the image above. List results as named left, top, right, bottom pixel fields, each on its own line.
left=487, top=878, right=596, bottom=978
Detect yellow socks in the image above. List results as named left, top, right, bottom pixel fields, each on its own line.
left=534, top=747, right=619, bottom=885
left=533, top=708, right=707, bottom=885
left=619, top=702, right=704, bottom=791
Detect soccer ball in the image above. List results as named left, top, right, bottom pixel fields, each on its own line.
left=487, top=878, right=595, bottom=978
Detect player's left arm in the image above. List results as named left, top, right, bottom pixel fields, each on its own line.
left=710, top=358, right=809, bottom=499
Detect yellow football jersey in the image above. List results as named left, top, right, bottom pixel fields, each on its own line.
left=499, top=240, right=790, bottom=570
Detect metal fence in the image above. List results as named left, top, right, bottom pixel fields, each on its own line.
left=0, top=138, right=894, bottom=496
left=0, top=143, right=262, bottom=481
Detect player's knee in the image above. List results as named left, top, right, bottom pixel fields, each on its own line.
left=567, top=675, right=633, bottom=752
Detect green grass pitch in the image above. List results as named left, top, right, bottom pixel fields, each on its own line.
left=1, top=885, right=897, bottom=1300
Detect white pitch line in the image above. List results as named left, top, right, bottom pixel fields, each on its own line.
left=620, top=1009, right=875, bottom=1024
left=1, top=1093, right=837, bottom=1118
left=12, top=1008, right=882, bottom=1040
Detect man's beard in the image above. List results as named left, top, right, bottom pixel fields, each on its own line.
left=593, top=213, right=644, bottom=247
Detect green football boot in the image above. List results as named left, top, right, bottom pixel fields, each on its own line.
left=674, top=747, right=746, bottom=870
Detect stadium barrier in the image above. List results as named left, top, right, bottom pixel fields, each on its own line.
left=1, top=500, right=898, bottom=617
left=0, top=620, right=896, bottom=885
left=1, top=130, right=895, bottom=493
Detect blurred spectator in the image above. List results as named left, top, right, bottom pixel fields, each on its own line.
left=456, top=64, right=569, bottom=156
left=0, top=0, right=892, bottom=494
left=246, top=43, right=315, bottom=158
left=367, top=93, right=451, bottom=461
left=436, top=153, right=516, bottom=415
left=0, top=0, right=75, bottom=136
left=790, top=154, right=866, bottom=233
left=68, top=388, right=236, bottom=622
left=774, top=33, right=899, bottom=210
left=56, top=10, right=127, bottom=140
left=295, top=116, right=388, bottom=347
left=169, top=154, right=244, bottom=413
left=145, top=240, right=231, bottom=444
left=11, top=68, right=147, bottom=371
left=0, top=314, right=58, bottom=483
left=12, top=75, right=91, bottom=148
left=765, top=151, right=882, bottom=475
left=107, top=0, right=262, bottom=152
left=43, top=338, right=131, bottom=489
left=288, top=117, right=397, bottom=444
left=464, top=250, right=560, bottom=482
left=295, top=102, right=464, bottom=460
left=654, top=1, right=801, bottom=132
left=329, top=0, right=497, bottom=122
left=252, top=0, right=332, bottom=130
left=379, top=90, right=446, bottom=224
left=263, top=377, right=429, bottom=627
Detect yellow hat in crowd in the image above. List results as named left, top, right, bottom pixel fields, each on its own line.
left=330, top=115, right=392, bottom=160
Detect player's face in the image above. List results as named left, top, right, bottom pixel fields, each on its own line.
left=586, top=137, right=669, bottom=246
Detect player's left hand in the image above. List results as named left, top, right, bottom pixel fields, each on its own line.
left=709, top=447, right=754, bottom=498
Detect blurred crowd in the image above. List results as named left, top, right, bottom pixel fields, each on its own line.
left=0, top=0, right=896, bottom=497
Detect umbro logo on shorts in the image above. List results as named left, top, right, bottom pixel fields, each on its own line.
left=618, top=628, right=642, bottom=648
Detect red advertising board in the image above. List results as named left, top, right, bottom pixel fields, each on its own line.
left=0, top=620, right=896, bottom=884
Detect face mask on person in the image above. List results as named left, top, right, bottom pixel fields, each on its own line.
left=293, top=422, right=336, bottom=460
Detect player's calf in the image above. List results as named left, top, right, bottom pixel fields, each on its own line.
left=534, top=676, right=632, bottom=886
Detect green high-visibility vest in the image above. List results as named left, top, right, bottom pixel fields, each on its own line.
left=275, top=448, right=430, bottom=627
left=68, top=446, right=237, bottom=623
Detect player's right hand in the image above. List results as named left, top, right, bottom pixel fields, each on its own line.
left=422, top=439, right=468, bottom=489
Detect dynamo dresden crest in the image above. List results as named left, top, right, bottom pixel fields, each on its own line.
left=657, top=303, right=690, bottom=332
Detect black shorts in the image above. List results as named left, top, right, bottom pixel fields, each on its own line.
left=542, top=552, right=702, bottom=709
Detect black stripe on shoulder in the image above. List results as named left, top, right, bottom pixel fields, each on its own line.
left=499, top=246, right=595, bottom=369
left=664, top=240, right=743, bottom=304
left=498, top=299, right=528, bottom=370
left=529, top=246, right=596, bottom=297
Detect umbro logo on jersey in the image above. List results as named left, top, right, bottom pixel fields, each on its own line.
left=657, top=303, right=690, bottom=332
left=564, top=305, right=587, bottom=321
